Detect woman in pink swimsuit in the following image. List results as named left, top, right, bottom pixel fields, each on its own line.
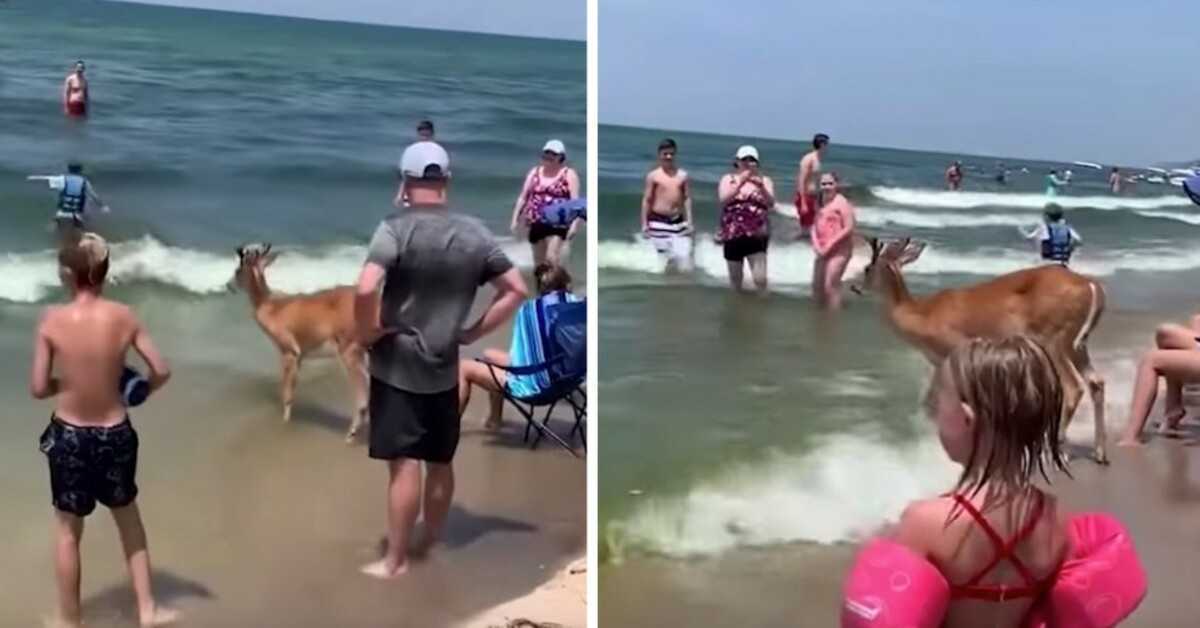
left=810, top=172, right=856, bottom=309
left=717, top=145, right=775, bottom=294
left=511, top=139, right=581, bottom=266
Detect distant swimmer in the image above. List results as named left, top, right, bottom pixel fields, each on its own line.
left=718, top=145, right=775, bottom=294
left=1109, top=167, right=1122, bottom=194
left=1020, top=203, right=1080, bottom=266
left=416, top=119, right=435, bottom=141
left=945, top=160, right=964, bottom=191
left=1044, top=169, right=1068, bottom=197
left=641, top=138, right=694, bottom=272
left=810, top=172, right=857, bottom=310
left=794, top=133, right=829, bottom=238
left=62, top=60, right=89, bottom=117
left=994, top=162, right=1010, bottom=185
left=28, top=162, right=110, bottom=240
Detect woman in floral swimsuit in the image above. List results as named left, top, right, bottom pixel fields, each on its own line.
left=717, top=145, right=775, bottom=293
left=511, top=139, right=581, bottom=266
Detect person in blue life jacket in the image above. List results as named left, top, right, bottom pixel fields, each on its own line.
left=1020, top=203, right=1081, bottom=265
left=29, top=163, right=110, bottom=239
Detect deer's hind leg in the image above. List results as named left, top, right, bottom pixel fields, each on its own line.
left=1072, top=344, right=1108, bottom=465
left=336, top=338, right=369, bottom=443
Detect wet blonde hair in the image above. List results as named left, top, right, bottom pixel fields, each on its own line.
left=937, top=335, right=1070, bottom=496
left=58, top=232, right=110, bottom=290
left=534, top=263, right=572, bottom=295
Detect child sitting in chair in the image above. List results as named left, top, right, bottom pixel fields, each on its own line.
left=457, top=263, right=576, bottom=428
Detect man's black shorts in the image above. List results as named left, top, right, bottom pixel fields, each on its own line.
left=368, top=378, right=461, bottom=464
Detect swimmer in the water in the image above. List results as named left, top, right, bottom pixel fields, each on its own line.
left=945, top=161, right=964, bottom=191
left=794, top=133, right=829, bottom=238
left=416, top=119, right=434, bottom=141
left=1109, top=167, right=1122, bottom=194
left=718, top=145, right=775, bottom=294
left=62, top=60, right=89, bottom=117
left=29, top=163, right=110, bottom=241
left=1044, top=169, right=1068, bottom=197
left=641, top=138, right=694, bottom=272
left=1020, top=203, right=1080, bottom=266
left=810, top=172, right=857, bottom=310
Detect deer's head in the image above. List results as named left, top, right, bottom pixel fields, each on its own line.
left=856, top=236, right=926, bottom=294
left=228, top=242, right=278, bottom=294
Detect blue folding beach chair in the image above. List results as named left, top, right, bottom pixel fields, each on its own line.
left=480, top=291, right=587, bottom=456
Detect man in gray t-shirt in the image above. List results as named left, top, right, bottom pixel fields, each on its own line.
left=354, top=141, right=528, bottom=579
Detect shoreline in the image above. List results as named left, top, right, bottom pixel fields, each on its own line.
left=0, top=320, right=586, bottom=627
left=598, top=302, right=1200, bottom=626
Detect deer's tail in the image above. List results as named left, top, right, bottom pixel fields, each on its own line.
left=1073, top=279, right=1105, bottom=351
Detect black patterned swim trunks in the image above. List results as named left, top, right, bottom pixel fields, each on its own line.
left=39, top=415, right=139, bottom=517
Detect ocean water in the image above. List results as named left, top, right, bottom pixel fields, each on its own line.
left=598, top=123, right=1197, bottom=564
left=0, top=0, right=586, bottom=368
left=0, top=0, right=585, bottom=286
left=0, top=2, right=585, bottom=624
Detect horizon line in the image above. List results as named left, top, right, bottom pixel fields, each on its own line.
left=104, top=0, right=585, bottom=44
left=599, top=121, right=1192, bottom=170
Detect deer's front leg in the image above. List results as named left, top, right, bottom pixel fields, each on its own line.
left=280, top=351, right=300, bottom=423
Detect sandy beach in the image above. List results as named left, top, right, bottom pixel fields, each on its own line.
left=599, top=306, right=1200, bottom=627
left=0, top=317, right=586, bottom=628
left=460, top=556, right=587, bottom=628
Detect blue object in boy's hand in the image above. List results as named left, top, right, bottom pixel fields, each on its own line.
left=120, top=367, right=150, bottom=407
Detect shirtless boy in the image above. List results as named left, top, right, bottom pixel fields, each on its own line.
left=795, top=133, right=829, bottom=237
left=62, top=61, right=89, bottom=117
left=641, top=138, right=694, bottom=271
left=30, top=233, right=178, bottom=627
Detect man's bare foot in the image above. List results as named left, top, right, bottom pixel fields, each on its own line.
left=140, top=606, right=182, bottom=627
left=1116, top=438, right=1144, bottom=448
left=483, top=417, right=503, bottom=430
left=360, top=558, right=408, bottom=580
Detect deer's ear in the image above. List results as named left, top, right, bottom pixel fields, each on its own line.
left=898, top=241, right=927, bottom=266
left=236, top=246, right=245, bottom=259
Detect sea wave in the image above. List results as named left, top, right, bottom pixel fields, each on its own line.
left=771, top=203, right=1200, bottom=229
left=0, top=235, right=533, bottom=303
left=599, top=235, right=1200, bottom=291
left=870, top=186, right=1191, bottom=211
left=604, top=433, right=958, bottom=560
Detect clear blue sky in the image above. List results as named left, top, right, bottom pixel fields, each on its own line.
left=116, top=0, right=584, bottom=41
left=601, top=0, right=1198, bottom=165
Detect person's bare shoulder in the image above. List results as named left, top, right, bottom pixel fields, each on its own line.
left=99, top=299, right=140, bottom=333
left=895, top=497, right=953, bottom=552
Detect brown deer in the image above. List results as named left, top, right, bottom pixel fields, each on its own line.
left=859, top=237, right=1109, bottom=463
left=229, top=243, right=368, bottom=442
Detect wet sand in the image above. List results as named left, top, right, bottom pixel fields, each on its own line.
left=0, top=326, right=586, bottom=627
left=599, top=307, right=1200, bottom=627
left=600, top=438, right=1200, bottom=627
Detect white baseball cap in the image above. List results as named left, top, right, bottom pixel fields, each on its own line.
left=399, top=141, right=450, bottom=179
left=735, top=145, right=760, bottom=161
left=542, top=139, right=567, bottom=156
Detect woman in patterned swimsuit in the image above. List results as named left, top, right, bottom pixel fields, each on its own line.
left=511, top=139, right=581, bottom=266
left=716, top=145, right=775, bottom=293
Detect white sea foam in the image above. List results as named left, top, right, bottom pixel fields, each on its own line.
left=870, top=186, right=1191, bottom=211
left=0, top=235, right=533, bottom=303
